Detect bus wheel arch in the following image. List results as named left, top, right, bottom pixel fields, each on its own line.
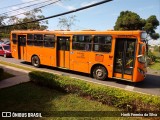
left=91, top=64, right=108, bottom=80
left=31, top=55, right=40, bottom=68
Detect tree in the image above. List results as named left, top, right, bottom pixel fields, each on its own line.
left=114, top=11, right=159, bottom=40
left=58, top=15, right=76, bottom=30
left=17, top=9, right=48, bottom=30
left=114, top=11, right=145, bottom=30
left=154, top=45, right=159, bottom=52
left=150, top=33, right=159, bottom=40
left=144, top=15, right=159, bottom=37
left=0, top=8, right=48, bottom=37
left=0, top=15, right=7, bottom=27
left=11, top=9, right=48, bottom=30
left=0, top=15, right=9, bottom=38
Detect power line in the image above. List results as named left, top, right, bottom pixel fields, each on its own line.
left=0, top=0, right=42, bottom=10
left=0, top=0, right=113, bottom=28
left=0, top=0, right=54, bottom=16
left=4, top=0, right=61, bottom=19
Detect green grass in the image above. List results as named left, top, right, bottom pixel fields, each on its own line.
left=0, top=82, right=141, bottom=120
left=152, top=51, right=160, bottom=57
left=149, top=62, right=160, bottom=70
left=0, top=72, right=14, bottom=81
left=0, top=61, right=35, bottom=71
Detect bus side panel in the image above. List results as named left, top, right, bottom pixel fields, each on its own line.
left=19, top=46, right=27, bottom=60
left=65, top=51, right=70, bottom=68
left=24, top=47, right=27, bottom=60
left=70, top=51, right=90, bottom=73
left=10, top=33, right=18, bottom=59
left=57, top=50, right=65, bottom=67
left=26, top=46, right=56, bottom=66
left=42, top=48, right=56, bottom=66
left=11, top=44, right=19, bottom=59
left=25, top=46, right=32, bottom=62
left=88, top=52, right=114, bottom=78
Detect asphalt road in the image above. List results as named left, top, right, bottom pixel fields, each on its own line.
left=0, top=56, right=160, bottom=96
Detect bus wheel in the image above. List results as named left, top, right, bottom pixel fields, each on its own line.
left=93, top=66, right=107, bottom=80
left=31, top=56, right=40, bottom=68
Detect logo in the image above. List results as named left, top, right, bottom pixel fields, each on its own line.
left=1, top=112, right=42, bottom=118
left=2, top=112, right=11, bottom=117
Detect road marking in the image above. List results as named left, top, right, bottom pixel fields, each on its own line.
left=125, top=85, right=134, bottom=91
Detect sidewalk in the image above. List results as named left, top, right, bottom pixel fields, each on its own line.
left=147, top=67, right=160, bottom=76
left=0, top=64, right=30, bottom=89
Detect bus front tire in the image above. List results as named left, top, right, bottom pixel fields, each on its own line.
left=93, top=66, right=108, bottom=80
left=31, top=56, right=40, bottom=68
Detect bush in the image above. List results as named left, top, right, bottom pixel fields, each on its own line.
left=148, top=51, right=158, bottom=64
left=29, top=71, right=160, bottom=112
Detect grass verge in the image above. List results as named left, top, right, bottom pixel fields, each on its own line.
left=29, top=71, right=160, bottom=113
left=149, top=62, right=160, bottom=70
left=0, top=61, right=35, bottom=71
left=0, top=82, right=141, bottom=119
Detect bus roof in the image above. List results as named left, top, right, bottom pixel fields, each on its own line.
left=11, top=30, right=145, bottom=36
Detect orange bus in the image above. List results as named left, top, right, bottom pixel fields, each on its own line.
left=10, top=30, right=147, bottom=82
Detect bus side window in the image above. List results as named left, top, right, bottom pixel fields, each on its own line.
left=93, top=35, right=112, bottom=52
left=34, top=34, right=43, bottom=46
left=44, top=34, right=55, bottom=48
left=27, top=34, right=34, bottom=46
left=72, top=35, right=92, bottom=51
left=12, top=34, right=17, bottom=44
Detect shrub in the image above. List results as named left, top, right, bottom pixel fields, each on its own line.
left=148, top=50, right=158, bottom=64
left=29, top=71, right=160, bottom=112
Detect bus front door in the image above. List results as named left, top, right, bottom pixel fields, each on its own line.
left=57, top=37, right=70, bottom=68
left=113, top=38, right=136, bottom=81
left=18, top=35, right=26, bottom=60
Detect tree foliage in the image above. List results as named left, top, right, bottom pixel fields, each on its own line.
left=0, top=15, right=7, bottom=27
left=114, top=11, right=159, bottom=40
left=114, top=11, right=145, bottom=30
left=0, top=8, right=48, bottom=37
left=58, top=15, right=76, bottom=30
left=17, top=9, right=48, bottom=30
